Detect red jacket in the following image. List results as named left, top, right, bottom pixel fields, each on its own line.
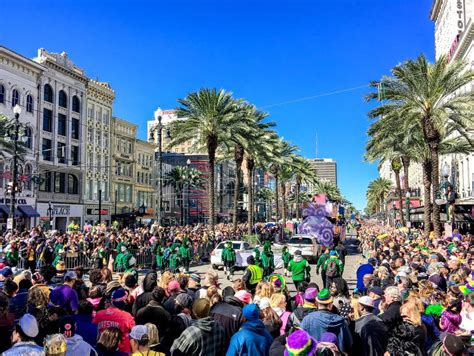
left=92, top=306, right=135, bottom=353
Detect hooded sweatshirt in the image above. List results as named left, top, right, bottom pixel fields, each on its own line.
left=226, top=304, right=273, bottom=356
left=65, top=334, right=94, bottom=356
left=288, top=255, right=309, bottom=282
left=301, top=309, right=352, bottom=353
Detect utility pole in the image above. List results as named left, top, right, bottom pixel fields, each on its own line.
left=98, top=189, right=102, bottom=225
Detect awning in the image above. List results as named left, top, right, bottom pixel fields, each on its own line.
left=0, top=205, right=22, bottom=218
left=18, top=205, right=40, bottom=217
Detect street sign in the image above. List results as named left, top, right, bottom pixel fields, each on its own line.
left=6, top=218, right=13, bottom=230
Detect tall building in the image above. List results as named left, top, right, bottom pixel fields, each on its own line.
left=33, top=49, right=86, bottom=232
left=83, top=80, right=115, bottom=225
left=0, top=46, right=44, bottom=230
left=111, top=117, right=137, bottom=221
left=430, top=0, right=474, bottom=207
left=135, top=139, right=156, bottom=220
left=311, top=158, right=337, bottom=185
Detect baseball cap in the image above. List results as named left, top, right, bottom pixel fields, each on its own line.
left=259, top=297, right=270, bottom=310
left=0, top=267, right=13, bottom=278
left=59, top=315, right=76, bottom=338
left=368, top=286, right=383, bottom=297
left=443, top=334, right=465, bottom=356
left=130, top=325, right=149, bottom=341
left=168, top=280, right=181, bottom=292
left=190, top=273, right=201, bottom=285
left=175, top=293, right=193, bottom=309
left=358, top=296, right=374, bottom=308
left=235, top=290, right=252, bottom=304
left=64, top=270, right=77, bottom=281
left=18, top=313, right=39, bottom=338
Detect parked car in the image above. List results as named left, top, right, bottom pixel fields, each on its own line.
left=210, top=241, right=253, bottom=269
left=287, top=234, right=320, bottom=263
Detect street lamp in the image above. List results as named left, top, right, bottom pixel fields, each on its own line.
left=4, top=105, right=29, bottom=230
left=150, top=111, right=171, bottom=226
left=392, top=202, right=397, bottom=227
left=441, top=162, right=456, bottom=228
left=405, top=191, right=410, bottom=227
left=47, top=201, right=53, bottom=229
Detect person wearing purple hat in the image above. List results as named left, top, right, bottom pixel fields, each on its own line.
left=316, top=332, right=340, bottom=355
left=352, top=296, right=388, bottom=356
left=300, top=289, right=352, bottom=353
left=286, top=287, right=318, bottom=330
left=284, top=329, right=317, bottom=356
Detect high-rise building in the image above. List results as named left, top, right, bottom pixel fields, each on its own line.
left=0, top=46, right=44, bottom=230
left=83, top=80, right=115, bottom=225
left=111, top=117, right=137, bottom=221
left=311, top=158, right=337, bottom=185
left=33, top=49, right=86, bottom=232
left=135, top=139, right=156, bottom=219
left=430, top=0, right=474, bottom=206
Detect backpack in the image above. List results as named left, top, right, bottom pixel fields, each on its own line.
left=326, top=260, right=339, bottom=278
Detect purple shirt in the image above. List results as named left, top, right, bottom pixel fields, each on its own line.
left=50, top=285, right=79, bottom=313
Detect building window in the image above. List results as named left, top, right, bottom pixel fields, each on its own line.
left=68, top=174, right=79, bottom=194
left=24, top=127, right=32, bottom=149
left=11, top=89, right=19, bottom=107
left=43, top=108, right=52, bottom=132
left=44, top=84, right=53, bottom=103
left=26, top=95, right=33, bottom=113
left=96, top=131, right=101, bottom=146
left=42, top=139, right=52, bottom=161
left=88, top=105, right=94, bottom=118
left=72, top=96, right=80, bottom=113
left=54, top=172, right=66, bottom=193
left=87, top=180, right=93, bottom=200
left=71, top=146, right=79, bottom=166
left=71, top=118, right=80, bottom=139
left=103, top=111, right=109, bottom=124
left=0, top=85, right=4, bottom=103
left=87, top=127, right=94, bottom=142
left=39, top=172, right=52, bottom=192
left=58, top=113, right=67, bottom=136
left=88, top=152, right=94, bottom=169
left=57, top=142, right=66, bottom=164
left=0, top=161, right=3, bottom=188
left=58, top=90, right=67, bottom=108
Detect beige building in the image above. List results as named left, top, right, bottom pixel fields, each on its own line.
left=111, top=117, right=137, bottom=217
left=135, top=139, right=156, bottom=219
left=84, top=80, right=115, bottom=225
left=311, top=158, right=337, bottom=185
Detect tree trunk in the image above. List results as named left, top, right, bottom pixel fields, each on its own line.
left=274, top=173, right=280, bottom=221
left=181, top=184, right=185, bottom=226
left=207, top=136, right=218, bottom=233
left=281, top=181, right=287, bottom=224
left=401, top=156, right=410, bottom=193
left=295, top=177, right=301, bottom=220
left=247, top=157, right=255, bottom=235
left=394, top=169, right=405, bottom=227
left=430, top=145, right=442, bottom=238
left=422, top=159, right=432, bottom=238
left=232, top=145, right=244, bottom=233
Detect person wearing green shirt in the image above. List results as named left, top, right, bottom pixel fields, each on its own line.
left=222, top=241, right=236, bottom=280
left=155, top=245, right=165, bottom=273
left=261, top=241, right=274, bottom=278
left=114, top=245, right=134, bottom=272
left=168, top=247, right=180, bottom=273
left=322, top=251, right=344, bottom=287
left=288, top=250, right=311, bottom=290
left=52, top=249, right=66, bottom=269
left=179, top=240, right=192, bottom=273
left=316, top=246, right=330, bottom=288
left=282, top=245, right=292, bottom=277
left=253, top=247, right=262, bottom=266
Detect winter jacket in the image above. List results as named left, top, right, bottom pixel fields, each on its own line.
left=386, top=321, right=423, bottom=356
left=9, top=288, right=28, bottom=320
left=301, top=309, right=352, bottom=353
left=226, top=319, right=273, bottom=356
left=286, top=303, right=317, bottom=330
left=440, top=310, right=462, bottom=334
left=135, top=300, right=171, bottom=339
left=381, top=301, right=402, bottom=331
left=352, top=313, right=388, bottom=356
left=73, top=314, right=98, bottom=348
left=210, top=297, right=243, bottom=348
left=65, top=334, right=96, bottom=356
left=421, top=314, right=440, bottom=352
left=132, top=291, right=153, bottom=316
left=171, top=317, right=225, bottom=356
left=3, top=341, right=44, bottom=356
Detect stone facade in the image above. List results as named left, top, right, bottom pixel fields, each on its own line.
left=135, top=139, right=156, bottom=219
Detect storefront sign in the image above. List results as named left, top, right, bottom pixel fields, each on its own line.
left=53, top=205, right=70, bottom=216
left=456, top=0, right=465, bottom=32
left=87, top=208, right=109, bottom=215
left=0, top=197, right=36, bottom=205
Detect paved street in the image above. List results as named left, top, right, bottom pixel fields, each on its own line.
left=191, top=250, right=364, bottom=293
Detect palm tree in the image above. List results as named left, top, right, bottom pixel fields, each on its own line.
left=168, top=88, right=245, bottom=231
left=367, top=54, right=474, bottom=237
left=313, top=180, right=343, bottom=203
left=292, top=156, right=318, bottom=220
left=164, top=166, right=204, bottom=225
left=257, top=187, right=274, bottom=221
left=366, top=178, right=392, bottom=218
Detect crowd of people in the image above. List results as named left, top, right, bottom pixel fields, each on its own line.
left=0, top=219, right=471, bottom=355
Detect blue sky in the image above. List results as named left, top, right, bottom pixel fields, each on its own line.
left=0, top=0, right=435, bottom=210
